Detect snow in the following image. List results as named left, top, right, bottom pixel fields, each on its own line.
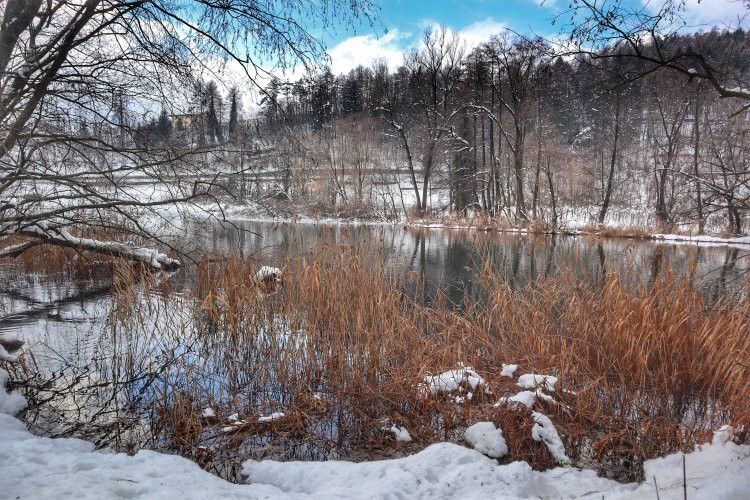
left=0, top=370, right=26, bottom=416
left=17, top=223, right=181, bottom=270
left=497, top=389, right=559, bottom=409
left=201, top=407, right=216, bottom=418
left=531, top=411, right=569, bottom=463
left=518, top=373, right=558, bottom=392
left=0, top=332, right=24, bottom=361
left=256, top=266, right=282, bottom=280
left=420, top=364, right=488, bottom=396
left=652, top=233, right=750, bottom=248
left=2, top=368, right=750, bottom=498
left=464, top=422, right=508, bottom=459
left=497, top=390, right=537, bottom=408
left=0, top=343, right=19, bottom=362
left=390, top=425, right=412, bottom=442
left=258, top=411, right=285, bottom=423
left=501, top=363, right=518, bottom=378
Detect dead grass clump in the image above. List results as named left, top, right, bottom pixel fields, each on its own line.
left=491, top=405, right=556, bottom=470
left=99, top=244, right=749, bottom=479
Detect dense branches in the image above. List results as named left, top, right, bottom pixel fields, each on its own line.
left=0, top=0, right=375, bottom=258
left=258, top=26, right=750, bottom=234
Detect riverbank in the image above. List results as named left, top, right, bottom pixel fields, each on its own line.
left=213, top=202, right=750, bottom=249
left=2, top=370, right=748, bottom=498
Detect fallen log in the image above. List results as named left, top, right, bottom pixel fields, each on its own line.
left=0, top=225, right=181, bottom=271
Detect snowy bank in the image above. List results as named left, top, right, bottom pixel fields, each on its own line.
left=1, top=370, right=749, bottom=499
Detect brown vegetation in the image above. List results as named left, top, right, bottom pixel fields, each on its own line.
left=133, top=245, right=750, bottom=479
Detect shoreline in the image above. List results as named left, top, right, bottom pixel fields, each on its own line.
left=212, top=206, right=750, bottom=250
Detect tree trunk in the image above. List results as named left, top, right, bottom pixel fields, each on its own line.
left=598, top=93, right=621, bottom=224
left=693, top=95, right=704, bottom=233
left=513, top=130, right=527, bottom=220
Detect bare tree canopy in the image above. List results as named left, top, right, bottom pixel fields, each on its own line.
left=0, top=0, right=375, bottom=265
left=563, top=0, right=750, bottom=103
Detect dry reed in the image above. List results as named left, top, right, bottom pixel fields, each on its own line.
left=137, top=245, right=748, bottom=479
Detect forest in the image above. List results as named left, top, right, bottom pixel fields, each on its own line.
left=220, top=27, right=750, bottom=235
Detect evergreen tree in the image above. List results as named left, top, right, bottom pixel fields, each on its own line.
left=205, top=81, right=222, bottom=144
left=228, top=88, right=239, bottom=138
left=157, top=107, right=172, bottom=143
left=261, top=77, right=282, bottom=125
left=311, top=66, right=335, bottom=129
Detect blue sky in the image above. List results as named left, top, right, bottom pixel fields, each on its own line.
left=316, top=0, right=749, bottom=73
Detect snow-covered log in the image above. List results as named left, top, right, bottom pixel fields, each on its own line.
left=0, top=225, right=181, bottom=271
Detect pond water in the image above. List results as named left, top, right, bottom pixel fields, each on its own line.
left=1, top=220, right=748, bottom=471
left=2, top=221, right=748, bottom=342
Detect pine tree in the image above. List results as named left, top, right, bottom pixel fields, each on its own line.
left=206, top=83, right=222, bottom=144
left=228, top=88, right=238, bottom=138
left=157, top=107, right=172, bottom=143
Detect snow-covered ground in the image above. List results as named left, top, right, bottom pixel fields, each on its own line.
left=2, top=369, right=748, bottom=499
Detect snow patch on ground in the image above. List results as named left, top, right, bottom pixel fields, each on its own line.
left=2, top=369, right=749, bottom=498
left=501, top=363, right=518, bottom=378
left=518, top=374, right=558, bottom=392
left=464, top=422, right=508, bottom=459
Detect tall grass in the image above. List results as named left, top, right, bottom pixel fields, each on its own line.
left=8, top=242, right=748, bottom=481
left=141, top=245, right=748, bottom=479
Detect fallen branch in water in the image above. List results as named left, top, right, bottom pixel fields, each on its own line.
left=0, top=224, right=181, bottom=271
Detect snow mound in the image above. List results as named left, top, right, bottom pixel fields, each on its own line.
left=464, top=422, right=508, bottom=459
left=256, top=266, right=282, bottom=280
left=501, top=363, right=518, bottom=378
left=531, top=411, right=569, bottom=463
left=420, top=364, right=488, bottom=397
left=0, top=370, right=26, bottom=416
left=390, top=425, right=412, bottom=442
left=496, top=390, right=557, bottom=409
left=518, top=374, right=557, bottom=392
left=201, top=407, right=215, bottom=418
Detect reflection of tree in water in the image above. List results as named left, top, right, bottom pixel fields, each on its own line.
left=710, top=247, right=741, bottom=303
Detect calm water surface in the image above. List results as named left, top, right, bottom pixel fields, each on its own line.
left=2, top=220, right=748, bottom=345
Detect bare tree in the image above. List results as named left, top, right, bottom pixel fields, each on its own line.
left=485, top=34, right=551, bottom=221
left=381, top=27, right=465, bottom=213
left=0, top=0, right=374, bottom=266
left=564, top=0, right=750, bottom=104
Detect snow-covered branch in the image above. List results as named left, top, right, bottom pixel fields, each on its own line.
left=1, top=224, right=181, bottom=270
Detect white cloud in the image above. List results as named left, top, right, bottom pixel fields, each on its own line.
left=457, top=18, right=508, bottom=48
left=646, top=0, right=748, bottom=28
left=327, top=29, right=411, bottom=73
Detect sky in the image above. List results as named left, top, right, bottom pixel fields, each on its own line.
left=316, top=0, right=749, bottom=74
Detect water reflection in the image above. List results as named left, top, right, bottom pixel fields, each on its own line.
left=2, top=222, right=748, bottom=342
left=206, top=221, right=748, bottom=304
